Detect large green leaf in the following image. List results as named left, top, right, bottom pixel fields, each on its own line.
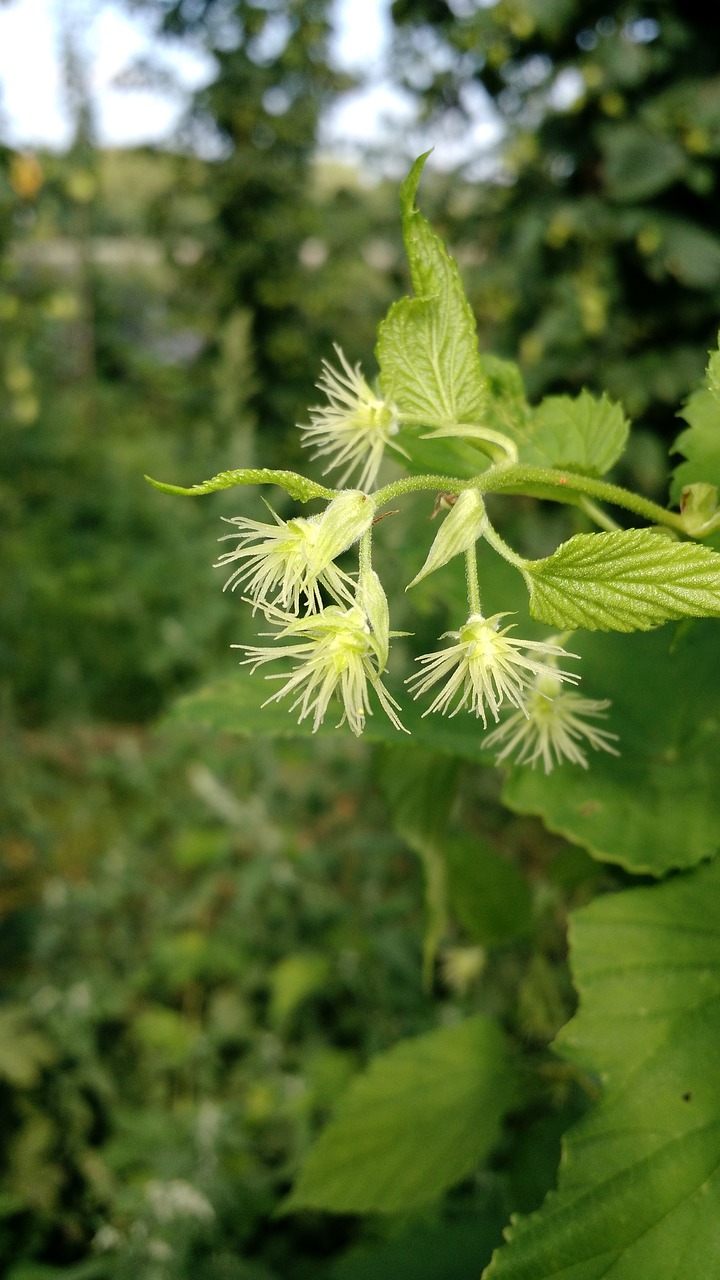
left=283, top=1015, right=517, bottom=1215
left=599, top=122, right=689, bottom=202
left=376, top=154, right=487, bottom=431
left=445, top=835, right=533, bottom=948
left=484, top=858, right=720, bottom=1280
left=163, top=668, right=496, bottom=764
left=524, top=528, right=720, bottom=631
left=500, top=622, right=720, bottom=874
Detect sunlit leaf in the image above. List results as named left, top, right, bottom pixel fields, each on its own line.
left=377, top=153, right=487, bottom=432
left=524, top=528, right=720, bottom=631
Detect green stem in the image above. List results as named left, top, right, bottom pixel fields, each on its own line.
left=481, top=522, right=528, bottom=572
left=480, top=465, right=685, bottom=532
left=373, top=465, right=685, bottom=534
left=465, top=547, right=482, bottom=615
left=358, top=528, right=373, bottom=577
left=577, top=496, right=622, bottom=533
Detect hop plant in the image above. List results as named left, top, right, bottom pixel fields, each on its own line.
left=299, top=345, right=404, bottom=491
left=148, top=153, right=720, bottom=766
left=485, top=673, right=620, bottom=772
left=236, top=601, right=405, bottom=737
left=407, top=614, right=579, bottom=728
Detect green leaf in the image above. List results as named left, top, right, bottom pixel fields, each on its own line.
left=519, top=391, right=629, bottom=477
left=379, top=744, right=460, bottom=984
left=707, top=344, right=720, bottom=404
left=484, top=859, right=720, bottom=1280
left=376, top=154, right=487, bottom=431
left=599, top=122, right=689, bottom=202
left=283, top=1015, right=517, bottom=1215
left=331, top=1214, right=506, bottom=1280
left=524, top=528, right=720, bottom=631
left=163, top=669, right=497, bottom=765
left=478, top=360, right=628, bottom=477
left=0, top=1010, right=56, bottom=1088
left=500, top=622, right=720, bottom=875
left=445, top=836, right=533, bottom=948
left=671, top=336, right=720, bottom=502
left=656, top=219, right=720, bottom=288
left=269, top=952, right=331, bottom=1029
left=145, top=467, right=334, bottom=502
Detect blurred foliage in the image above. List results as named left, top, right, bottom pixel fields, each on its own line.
left=0, top=137, right=407, bottom=723
left=0, top=718, right=604, bottom=1277
left=132, top=0, right=407, bottom=456
left=389, top=0, right=720, bottom=440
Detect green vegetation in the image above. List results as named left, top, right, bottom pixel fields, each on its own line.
left=4, top=2, right=720, bottom=1275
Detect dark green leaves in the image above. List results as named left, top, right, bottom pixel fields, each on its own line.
left=376, top=154, right=487, bottom=432
left=284, top=1015, right=517, bottom=1215
left=524, top=528, right=720, bottom=631
left=484, top=859, right=720, bottom=1279
left=163, top=669, right=497, bottom=762
left=500, top=623, right=720, bottom=875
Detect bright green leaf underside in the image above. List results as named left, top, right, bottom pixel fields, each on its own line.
left=283, top=1014, right=516, bottom=1215
left=484, top=858, right=720, bottom=1280
left=525, top=528, right=720, bottom=631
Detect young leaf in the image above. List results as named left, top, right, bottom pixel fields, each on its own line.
left=376, top=154, right=487, bottom=431
left=521, top=390, right=629, bottom=477
left=282, top=1015, right=517, bottom=1215
left=145, top=467, right=333, bottom=503
left=672, top=389, right=720, bottom=504
left=480, top=361, right=628, bottom=476
left=524, top=528, right=720, bottom=631
left=670, top=335, right=720, bottom=502
left=484, top=859, right=720, bottom=1280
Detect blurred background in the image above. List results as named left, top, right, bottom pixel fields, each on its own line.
left=2, top=2, right=720, bottom=1276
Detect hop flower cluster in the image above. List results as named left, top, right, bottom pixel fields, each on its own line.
left=215, top=345, right=619, bottom=769
left=219, top=488, right=402, bottom=738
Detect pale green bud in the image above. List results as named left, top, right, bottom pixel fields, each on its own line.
left=357, top=567, right=390, bottom=670
left=314, top=489, right=376, bottom=568
left=679, top=482, right=720, bottom=537
left=407, top=489, right=487, bottom=589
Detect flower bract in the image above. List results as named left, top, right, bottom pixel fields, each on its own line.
left=215, top=490, right=373, bottom=614
left=235, top=603, right=406, bottom=737
left=299, top=345, right=403, bottom=491
left=485, top=674, right=620, bottom=772
left=407, top=613, right=579, bottom=727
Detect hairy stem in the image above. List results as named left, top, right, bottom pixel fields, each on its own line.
left=373, top=465, right=686, bottom=534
